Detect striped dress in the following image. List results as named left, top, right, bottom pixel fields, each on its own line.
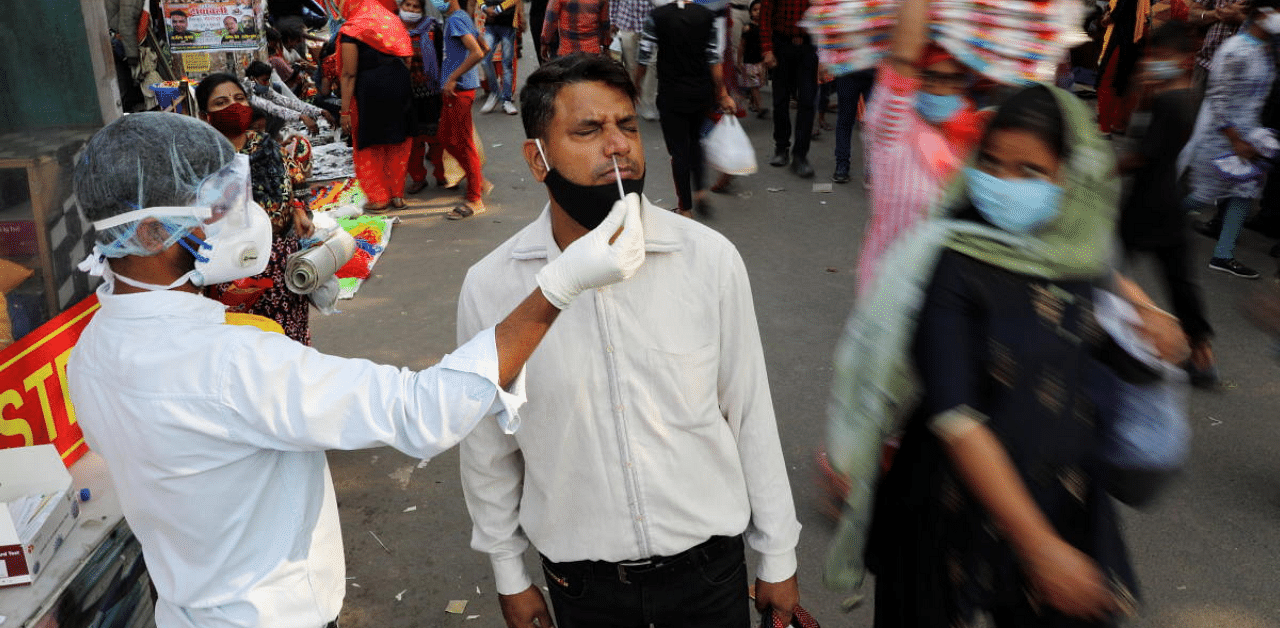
left=856, top=63, right=968, bottom=295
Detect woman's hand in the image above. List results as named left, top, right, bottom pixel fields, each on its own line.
left=301, top=115, right=319, bottom=136
left=293, top=206, right=315, bottom=239
left=1020, top=537, right=1120, bottom=621
left=444, top=78, right=458, bottom=99
left=340, top=113, right=352, bottom=135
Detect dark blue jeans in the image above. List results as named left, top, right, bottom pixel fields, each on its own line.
left=834, top=69, right=877, bottom=168
left=770, top=35, right=819, bottom=159
left=541, top=536, right=750, bottom=628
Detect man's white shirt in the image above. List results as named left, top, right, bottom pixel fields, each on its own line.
left=68, top=286, right=523, bottom=628
left=458, top=200, right=801, bottom=596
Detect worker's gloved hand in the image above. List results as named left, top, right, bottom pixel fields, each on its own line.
left=536, top=193, right=645, bottom=309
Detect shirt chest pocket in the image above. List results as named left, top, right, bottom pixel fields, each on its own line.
left=642, top=342, right=720, bottom=428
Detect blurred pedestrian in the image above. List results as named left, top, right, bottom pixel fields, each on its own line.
left=400, top=0, right=449, bottom=194
left=832, top=84, right=1154, bottom=628
left=855, top=0, right=988, bottom=294
left=335, top=0, right=416, bottom=213
left=1118, top=22, right=1220, bottom=387
left=478, top=0, right=521, bottom=114
left=638, top=0, right=738, bottom=216
left=829, top=68, right=875, bottom=184
left=1190, top=0, right=1248, bottom=92
left=436, top=0, right=490, bottom=219
left=1094, top=0, right=1149, bottom=134
left=1181, top=0, right=1280, bottom=280
left=740, top=0, right=767, bottom=117
left=760, top=0, right=818, bottom=178
left=541, top=0, right=611, bottom=57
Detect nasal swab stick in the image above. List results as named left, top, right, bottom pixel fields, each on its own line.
left=612, top=156, right=626, bottom=200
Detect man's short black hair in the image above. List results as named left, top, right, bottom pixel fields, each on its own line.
left=519, top=53, right=637, bottom=139
left=169, top=9, right=187, bottom=17
left=246, top=60, right=273, bottom=79
left=1147, top=21, right=1195, bottom=55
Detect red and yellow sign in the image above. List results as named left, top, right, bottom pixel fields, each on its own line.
left=0, top=295, right=100, bottom=467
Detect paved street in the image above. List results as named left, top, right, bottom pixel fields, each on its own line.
left=312, top=50, right=1280, bottom=628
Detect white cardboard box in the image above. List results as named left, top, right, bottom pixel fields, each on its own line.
left=0, top=444, right=79, bottom=587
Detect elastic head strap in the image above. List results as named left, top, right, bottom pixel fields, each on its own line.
left=93, top=206, right=214, bottom=231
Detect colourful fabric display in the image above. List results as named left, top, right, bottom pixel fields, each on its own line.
left=799, top=0, right=1087, bottom=84
left=308, top=178, right=370, bottom=213
left=335, top=215, right=395, bottom=299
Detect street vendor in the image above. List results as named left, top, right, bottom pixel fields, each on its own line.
left=66, top=112, right=646, bottom=628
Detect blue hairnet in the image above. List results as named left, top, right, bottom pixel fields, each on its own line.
left=74, top=113, right=238, bottom=257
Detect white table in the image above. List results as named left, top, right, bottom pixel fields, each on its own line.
left=0, top=452, right=125, bottom=626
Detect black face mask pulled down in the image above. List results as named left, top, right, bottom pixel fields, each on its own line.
left=543, top=168, right=645, bottom=230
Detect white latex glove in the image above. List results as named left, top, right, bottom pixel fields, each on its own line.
left=536, top=193, right=645, bottom=309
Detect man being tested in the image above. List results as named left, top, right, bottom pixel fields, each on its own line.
left=66, top=112, right=645, bottom=628
left=458, top=53, right=802, bottom=628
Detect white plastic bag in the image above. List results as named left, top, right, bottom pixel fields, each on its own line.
left=703, top=115, right=757, bottom=176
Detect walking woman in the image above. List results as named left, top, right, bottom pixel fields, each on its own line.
left=195, top=74, right=315, bottom=344
left=828, top=84, right=1177, bottom=627
left=1094, top=0, right=1150, bottom=134
left=335, top=0, right=416, bottom=213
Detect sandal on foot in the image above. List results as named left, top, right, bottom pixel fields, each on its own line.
left=406, top=180, right=428, bottom=194
left=446, top=204, right=485, bottom=220
left=390, top=197, right=407, bottom=209
left=364, top=202, right=389, bottom=214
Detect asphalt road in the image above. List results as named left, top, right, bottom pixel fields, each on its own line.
left=312, top=46, right=1280, bottom=628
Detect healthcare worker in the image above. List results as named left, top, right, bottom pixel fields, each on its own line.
left=65, top=113, right=645, bottom=628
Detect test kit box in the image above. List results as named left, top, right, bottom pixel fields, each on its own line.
left=0, top=444, right=79, bottom=587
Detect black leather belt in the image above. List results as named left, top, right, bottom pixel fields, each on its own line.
left=730, top=3, right=749, bottom=9
left=542, top=535, right=742, bottom=585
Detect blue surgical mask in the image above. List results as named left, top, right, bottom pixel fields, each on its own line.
left=916, top=91, right=963, bottom=123
left=432, top=0, right=450, bottom=11
left=965, top=167, right=1063, bottom=235
left=1142, top=59, right=1183, bottom=81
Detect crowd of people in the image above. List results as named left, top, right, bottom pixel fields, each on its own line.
left=74, top=0, right=1280, bottom=626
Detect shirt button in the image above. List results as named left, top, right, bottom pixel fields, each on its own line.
left=606, top=345, right=614, bottom=353
left=615, top=405, right=624, bottom=413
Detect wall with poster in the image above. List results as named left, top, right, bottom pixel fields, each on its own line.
left=162, top=0, right=266, bottom=54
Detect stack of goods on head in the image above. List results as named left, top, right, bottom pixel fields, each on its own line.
left=800, top=0, right=1088, bottom=84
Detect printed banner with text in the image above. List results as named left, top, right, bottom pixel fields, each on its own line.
left=0, top=295, right=100, bottom=467
left=163, top=0, right=266, bottom=54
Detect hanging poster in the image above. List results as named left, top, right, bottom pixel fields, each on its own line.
left=162, top=0, right=266, bottom=54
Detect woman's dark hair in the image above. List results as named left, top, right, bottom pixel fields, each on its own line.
left=519, top=53, right=637, bottom=139
left=194, top=73, right=246, bottom=113
left=985, top=85, right=1068, bottom=160
left=265, top=26, right=282, bottom=46
left=246, top=60, right=273, bottom=79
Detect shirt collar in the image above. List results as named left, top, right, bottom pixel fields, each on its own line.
left=95, top=283, right=228, bottom=323
left=510, top=196, right=685, bottom=262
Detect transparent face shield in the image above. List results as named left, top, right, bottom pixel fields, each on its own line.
left=80, top=154, right=260, bottom=290
left=91, top=153, right=254, bottom=243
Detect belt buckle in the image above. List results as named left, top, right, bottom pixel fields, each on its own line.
left=616, top=559, right=653, bottom=584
